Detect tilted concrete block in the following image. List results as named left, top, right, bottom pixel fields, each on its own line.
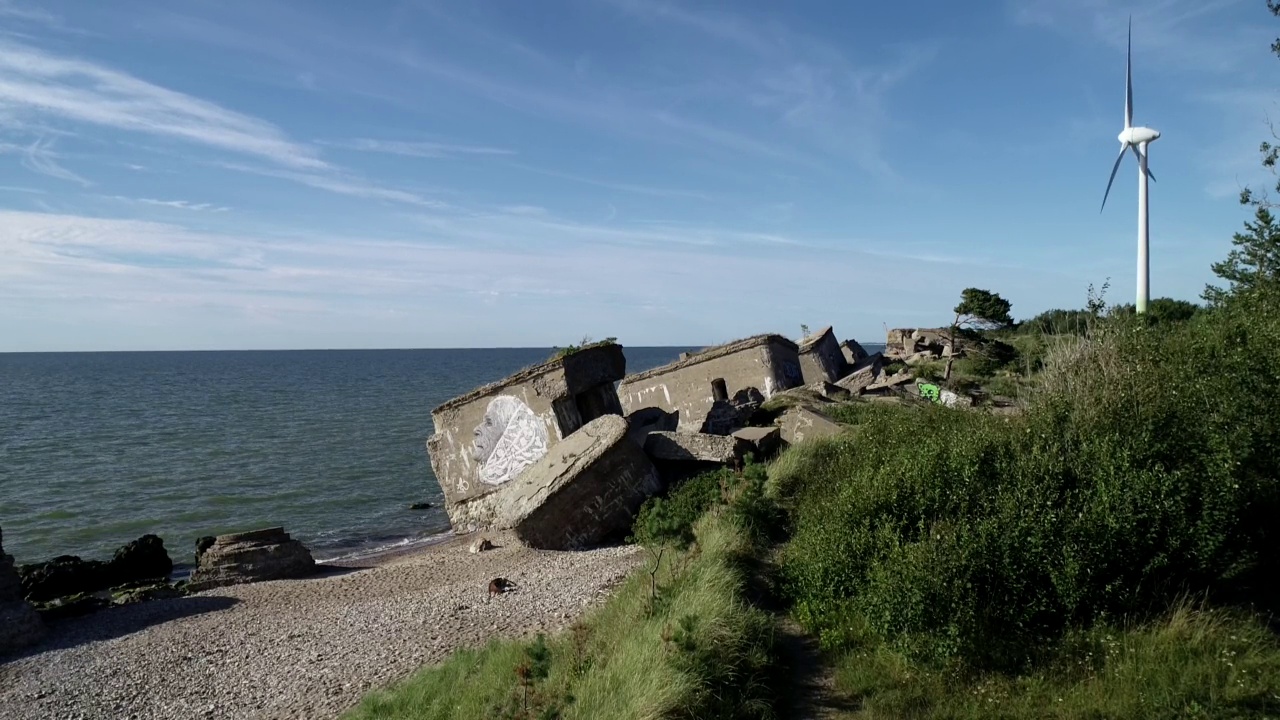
left=449, top=415, right=662, bottom=551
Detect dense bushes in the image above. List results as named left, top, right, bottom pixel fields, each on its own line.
left=772, top=291, right=1280, bottom=672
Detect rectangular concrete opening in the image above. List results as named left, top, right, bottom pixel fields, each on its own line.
left=574, top=383, right=623, bottom=428
left=711, top=378, right=728, bottom=402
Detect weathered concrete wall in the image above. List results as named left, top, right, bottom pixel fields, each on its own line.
left=798, top=326, right=847, bottom=384
left=617, top=334, right=801, bottom=433
left=426, top=343, right=626, bottom=511
left=446, top=414, right=661, bottom=550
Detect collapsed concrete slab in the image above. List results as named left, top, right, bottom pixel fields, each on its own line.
left=448, top=414, right=661, bottom=550
left=798, top=326, right=848, bottom=385
left=617, top=334, right=801, bottom=434
left=643, top=431, right=746, bottom=464
left=867, top=370, right=913, bottom=392
left=777, top=407, right=846, bottom=445
left=731, top=426, right=782, bottom=458
left=427, top=342, right=627, bottom=515
left=836, top=355, right=883, bottom=394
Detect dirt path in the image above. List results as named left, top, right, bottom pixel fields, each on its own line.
left=773, top=617, right=859, bottom=718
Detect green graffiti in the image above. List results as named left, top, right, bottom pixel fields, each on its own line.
left=919, top=383, right=941, bottom=403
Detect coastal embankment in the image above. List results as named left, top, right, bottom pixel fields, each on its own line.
left=0, top=532, right=642, bottom=720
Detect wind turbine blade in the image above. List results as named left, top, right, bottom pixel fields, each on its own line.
left=1129, top=144, right=1156, bottom=182
left=1125, top=17, right=1133, bottom=129
left=1101, top=144, right=1128, bottom=212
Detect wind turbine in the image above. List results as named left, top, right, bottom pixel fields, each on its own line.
left=1100, top=17, right=1161, bottom=314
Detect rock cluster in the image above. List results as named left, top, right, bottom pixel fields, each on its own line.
left=187, top=527, right=317, bottom=592
left=0, top=527, right=45, bottom=655
left=18, top=533, right=174, bottom=603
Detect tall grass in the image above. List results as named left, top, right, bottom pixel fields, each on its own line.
left=835, top=603, right=1280, bottom=719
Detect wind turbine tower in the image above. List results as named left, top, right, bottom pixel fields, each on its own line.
left=1100, top=17, right=1161, bottom=314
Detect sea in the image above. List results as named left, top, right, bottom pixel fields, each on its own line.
left=0, top=347, right=701, bottom=570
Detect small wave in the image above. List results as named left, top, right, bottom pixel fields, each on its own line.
left=315, top=529, right=456, bottom=564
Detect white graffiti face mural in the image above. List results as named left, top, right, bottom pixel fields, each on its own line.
left=472, top=395, right=549, bottom=486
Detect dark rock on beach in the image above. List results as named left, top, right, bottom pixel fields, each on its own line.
left=18, top=533, right=174, bottom=602
left=109, top=534, right=173, bottom=585
left=18, top=555, right=110, bottom=602
left=195, top=535, right=217, bottom=563
left=187, top=527, right=317, bottom=592
left=32, top=592, right=111, bottom=622
left=1, top=527, right=46, bottom=654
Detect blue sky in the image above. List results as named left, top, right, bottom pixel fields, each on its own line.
left=0, top=0, right=1275, bottom=351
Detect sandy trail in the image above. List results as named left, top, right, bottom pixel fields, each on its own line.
left=0, top=532, right=643, bottom=720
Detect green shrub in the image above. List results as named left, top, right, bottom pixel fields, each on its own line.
left=773, top=293, right=1280, bottom=672
left=913, top=359, right=946, bottom=382
left=629, top=468, right=725, bottom=549
left=1016, top=308, right=1095, bottom=336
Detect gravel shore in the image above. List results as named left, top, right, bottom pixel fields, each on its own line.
left=0, top=532, right=644, bottom=720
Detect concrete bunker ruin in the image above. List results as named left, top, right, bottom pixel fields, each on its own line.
left=616, top=334, right=802, bottom=434
left=426, top=342, right=627, bottom=528
left=797, top=325, right=848, bottom=385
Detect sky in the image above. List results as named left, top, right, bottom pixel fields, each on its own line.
left=0, top=0, right=1276, bottom=351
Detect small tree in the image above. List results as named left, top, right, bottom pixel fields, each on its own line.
left=1202, top=207, right=1280, bottom=305
left=945, top=288, right=1013, bottom=380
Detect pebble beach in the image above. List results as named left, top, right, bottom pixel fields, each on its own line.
left=0, top=532, right=644, bottom=720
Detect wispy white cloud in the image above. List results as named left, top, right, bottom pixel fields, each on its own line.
left=327, top=137, right=517, bottom=158
left=0, top=0, right=59, bottom=26
left=593, top=0, right=936, bottom=182
left=106, top=196, right=231, bottom=212
left=19, top=136, right=90, bottom=185
left=213, top=161, right=449, bottom=208
left=391, top=48, right=822, bottom=170
left=0, top=40, right=326, bottom=170
left=1008, top=0, right=1264, bottom=74
left=598, top=0, right=783, bottom=56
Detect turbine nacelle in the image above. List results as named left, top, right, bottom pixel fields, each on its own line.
left=1118, top=126, right=1161, bottom=146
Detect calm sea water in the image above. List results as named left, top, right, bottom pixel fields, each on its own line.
left=0, top=347, right=696, bottom=568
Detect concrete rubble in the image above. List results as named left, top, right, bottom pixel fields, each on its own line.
left=426, top=327, right=985, bottom=550
left=643, top=431, right=747, bottom=464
